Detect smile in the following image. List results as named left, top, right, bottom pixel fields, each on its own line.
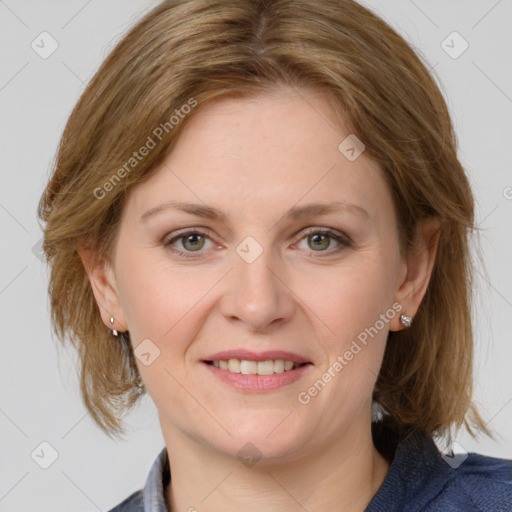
left=205, top=358, right=306, bottom=375
left=202, top=360, right=313, bottom=392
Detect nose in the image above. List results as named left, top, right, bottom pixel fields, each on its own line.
left=219, top=244, right=295, bottom=331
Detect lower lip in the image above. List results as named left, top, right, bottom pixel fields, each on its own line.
left=202, top=362, right=312, bottom=392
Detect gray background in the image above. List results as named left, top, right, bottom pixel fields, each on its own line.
left=1, top=0, right=511, bottom=510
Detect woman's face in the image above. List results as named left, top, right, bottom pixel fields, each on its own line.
left=104, top=87, right=411, bottom=462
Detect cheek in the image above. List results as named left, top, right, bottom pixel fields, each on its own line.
left=114, top=260, right=204, bottom=401
left=302, top=255, right=394, bottom=382
left=115, top=246, right=204, bottom=339
left=311, top=258, right=394, bottom=335
left=299, top=276, right=391, bottom=418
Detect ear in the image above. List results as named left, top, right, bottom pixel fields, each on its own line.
left=390, top=217, right=441, bottom=331
left=78, top=245, right=128, bottom=334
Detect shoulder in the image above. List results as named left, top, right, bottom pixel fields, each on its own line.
left=423, top=452, right=512, bottom=512
left=107, top=490, right=144, bottom=512
left=368, top=420, right=512, bottom=512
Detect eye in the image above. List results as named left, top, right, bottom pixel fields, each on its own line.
left=163, top=227, right=352, bottom=259
left=295, top=228, right=352, bottom=255
left=164, top=230, right=215, bottom=257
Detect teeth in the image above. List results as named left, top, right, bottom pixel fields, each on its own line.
left=211, top=359, right=299, bottom=375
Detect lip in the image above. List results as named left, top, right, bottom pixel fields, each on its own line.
left=203, top=349, right=311, bottom=364
left=202, top=361, right=312, bottom=392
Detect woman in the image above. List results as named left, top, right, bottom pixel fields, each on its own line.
left=37, top=0, right=512, bottom=510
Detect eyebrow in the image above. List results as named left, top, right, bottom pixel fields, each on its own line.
left=139, top=200, right=369, bottom=224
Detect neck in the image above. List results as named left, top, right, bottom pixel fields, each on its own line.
left=162, top=416, right=389, bottom=512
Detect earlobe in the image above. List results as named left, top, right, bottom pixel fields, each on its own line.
left=77, top=246, right=128, bottom=333
left=391, top=217, right=441, bottom=331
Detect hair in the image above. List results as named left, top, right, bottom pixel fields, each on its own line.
left=37, top=0, right=490, bottom=442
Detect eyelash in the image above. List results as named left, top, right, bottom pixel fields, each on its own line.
left=163, top=227, right=352, bottom=259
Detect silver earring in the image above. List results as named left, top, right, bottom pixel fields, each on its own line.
left=110, top=316, right=119, bottom=336
left=400, top=314, right=413, bottom=328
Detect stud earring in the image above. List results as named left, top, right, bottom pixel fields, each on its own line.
left=400, top=314, right=413, bottom=328
left=110, top=316, right=119, bottom=336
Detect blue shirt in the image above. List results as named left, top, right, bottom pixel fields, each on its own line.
left=107, top=421, right=512, bottom=511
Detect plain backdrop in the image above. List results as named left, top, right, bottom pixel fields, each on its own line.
left=1, top=1, right=511, bottom=510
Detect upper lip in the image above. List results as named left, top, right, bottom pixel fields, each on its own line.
left=203, top=349, right=311, bottom=364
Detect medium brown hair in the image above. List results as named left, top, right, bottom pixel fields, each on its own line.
left=37, top=0, right=489, bottom=441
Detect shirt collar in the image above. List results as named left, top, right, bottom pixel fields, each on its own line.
left=142, top=446, right=170, bottom=512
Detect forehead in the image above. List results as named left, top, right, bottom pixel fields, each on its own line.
left=123, top=88, right=393, bottom=227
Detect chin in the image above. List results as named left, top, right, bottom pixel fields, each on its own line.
left=208, top=421, right=307, bottom=462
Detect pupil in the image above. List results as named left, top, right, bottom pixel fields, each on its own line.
left=310, top=233, right=329, bottom=251
left=184, top=234, right=204, bottom=251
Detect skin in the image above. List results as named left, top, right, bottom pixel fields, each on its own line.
left=82, top=86, right=440, bottom=512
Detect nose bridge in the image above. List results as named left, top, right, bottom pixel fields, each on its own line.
left=221, top=234, right=294, bottom=328
left=236, top=239, right=276, bottom=292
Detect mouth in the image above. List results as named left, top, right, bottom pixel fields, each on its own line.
left=202, top=359, right=312, bottom=375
